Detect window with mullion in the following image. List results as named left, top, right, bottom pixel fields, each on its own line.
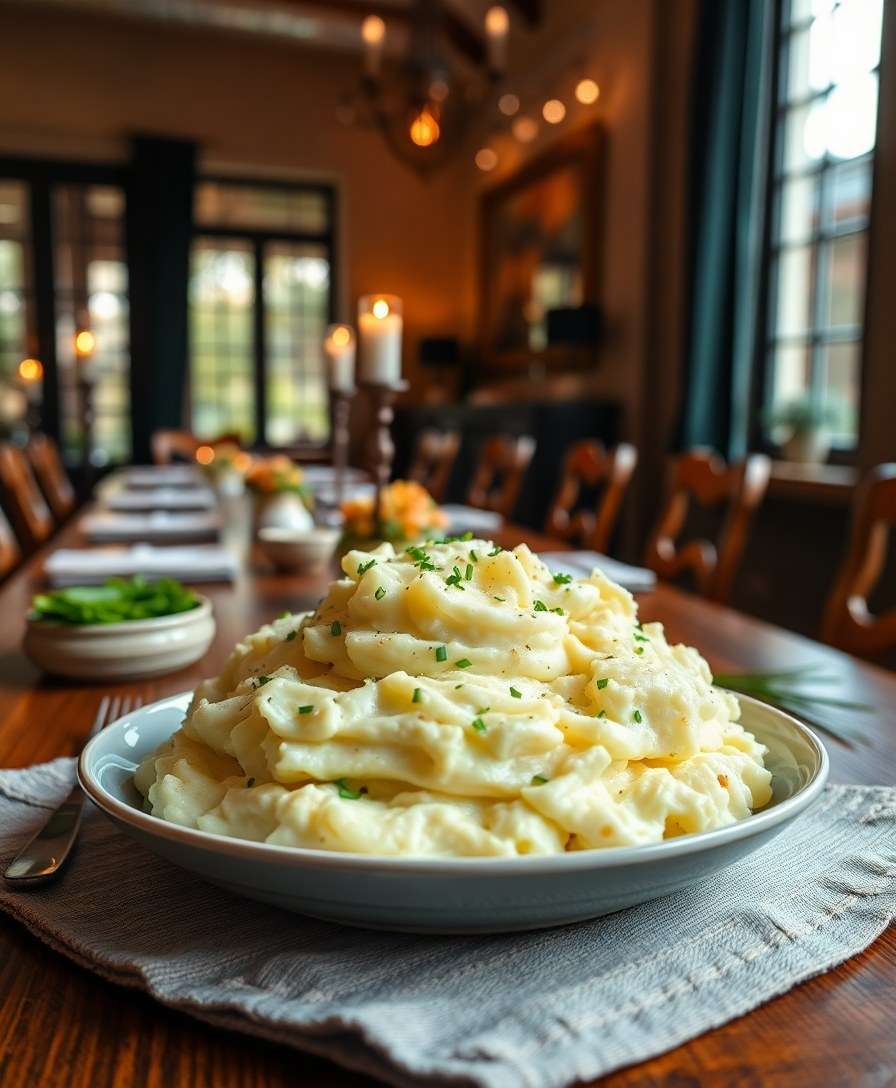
left=762, top=0, right=883, bottom=452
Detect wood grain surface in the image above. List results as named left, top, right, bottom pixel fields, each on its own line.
left=1, top=510, right=893, bottom=1087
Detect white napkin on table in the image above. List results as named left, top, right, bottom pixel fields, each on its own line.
left=538, top=550, right=657, bottom=593
left=105, top=487, right=217, bottom=512
left=81, top=511, right=221, bottom=543
left=0, top=762, right=893, bottom=1088
left=120, top=465, right=203, bottom=488
left=43, top=544, right=238, bottom=585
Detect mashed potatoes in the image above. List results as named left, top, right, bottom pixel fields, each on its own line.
left=135, top=538, right=772, bottom=856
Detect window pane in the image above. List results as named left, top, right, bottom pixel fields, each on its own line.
left=783, top=26, right=812, bottom=102
left=0, top=181, right=31, bottom=389
left=826, top=157, right=871, bottom=228
left=189, top=239, right=256, bottom=443
left=821, top=340, right=861, bottom=444
left=776, top=174, right=820, bottom=244
left=54, top=183, right=130, bottom=465
left=263, top=243, right=330, bottom=446
left=195, top=182, right=328, bottom=235
left=772, top=246, right=814, bottom=337
left=780, top=102, right=826, bottom=172
left=769, top=342, right=812, bottom=407
left=822, top=231, right=866, bottom=328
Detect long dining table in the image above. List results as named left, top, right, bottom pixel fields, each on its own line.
left=1, top=502, right=894, bottom=1088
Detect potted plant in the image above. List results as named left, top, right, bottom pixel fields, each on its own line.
left=766, top=395, right=837, bottom=464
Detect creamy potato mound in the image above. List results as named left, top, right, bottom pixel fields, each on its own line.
left=135, top=539, right=772, bottom=856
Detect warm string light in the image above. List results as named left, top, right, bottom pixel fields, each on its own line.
left=484, top=5, right=509, bottom=72
left=542, top=98, right=566, bottom=124
left=475, top=147, right=498, bottom=172
left=512, top=115, right=538, bottom=142
left=74, top=329, right=96, bottom=357
left=17, top=357, right=43, bottom=383
left=498, top=92, right=519, bottom=116
left=361, top=14, right=385, bottom=77
left=575, top=78, right=600, bottom=105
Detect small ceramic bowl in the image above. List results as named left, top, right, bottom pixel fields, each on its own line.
left=23, top=597, right=215, bottom=681
left=257, top=527, right=340, bottom=573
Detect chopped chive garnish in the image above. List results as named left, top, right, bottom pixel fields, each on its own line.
left=471, top=717, right=487, bottom=733
left=357, top=558, right=377, bottom=575
left=435, top=645, right=448, bottom=662
left=455, top=658, right=472, bottom=669
left=552, top=607, right=564, bottom=615
left=597, top=710, right=607, bottom=719
left=412, top=687, right=422, bottom=703
left=254, top=675, right=272, bottom=688
left=277, top=611, right=290, bottom=619
left=634, top=646, right=644, bottom=655
left=298, top=705, right=314, bottom=714
left=510, top=686, right=522, bottom=698
left=632, top=709, right=642, bottom=723
left=470, top=550, right=479, bottom=563
left=330, top=620, right=342, bottom=636
left=634, top=632, right=649, bottom=642
left=374, top=586, right=386, bottom=601
left=596, top=678, right=609, bottom=690
left=460, top=531, right=473, bottom=540
left=493, top=595, right=506, bottom=602
left=246, top=777, right=256, bottom=787
left=334, top=778, right=362, bottom=800
left=533, top=600, right=547, bottom=612
left=531, top=774, right=548, bottom=785
left=465, top=563, right=473, bottom=581
left=476, top=705, right=490, bottom=715
left=552, top=572, right=572, bottom=585
left=285, top=630, right=296, bottom=641
left=488, top=546, right=503, bottom=556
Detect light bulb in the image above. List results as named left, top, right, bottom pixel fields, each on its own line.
left=17, top=357, right=43, bottom=382
left=409, top=106, right=440, bottom=147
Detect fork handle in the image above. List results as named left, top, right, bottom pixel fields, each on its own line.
left=3, top=783, right=86, bottom=883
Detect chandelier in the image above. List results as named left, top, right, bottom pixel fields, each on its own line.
left=339, top=3, right=512, bottom=174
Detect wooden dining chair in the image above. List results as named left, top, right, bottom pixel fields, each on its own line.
left=467, top=435, right=536, bottom=521
left=151, top=429, right=199, bottom=465
left=0, top=504, right=21, bottom=579
left=0, top=444, right=55, bottom=551
left=408, top=429, right=461, bottom=503
left=644, top=449, right=771, bottom=604
left=546, top=440, right=638, bottom=553
left=821, top=464, right=896, bottom=657
left=26, top=434, right=75, bottom=520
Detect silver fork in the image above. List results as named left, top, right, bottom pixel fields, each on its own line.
left=3, top=693, right=142, bottom=885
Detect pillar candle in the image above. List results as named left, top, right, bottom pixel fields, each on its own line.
left=323, top=325, right=356, bottom=391
left=358, top=296, right=403, bottom=384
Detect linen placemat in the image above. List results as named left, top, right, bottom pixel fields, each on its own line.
left=1, top=760, right=894, bottom=1088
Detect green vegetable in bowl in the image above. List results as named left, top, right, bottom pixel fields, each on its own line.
left=30, top=577, right=200, bottom=626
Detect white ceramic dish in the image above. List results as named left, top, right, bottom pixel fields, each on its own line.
left=79, top=692, right=828, bottom=933
left=257, top=526, right=340, bottom=573
left=24, top=598, right=215, bottom=681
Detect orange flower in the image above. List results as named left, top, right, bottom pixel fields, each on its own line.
left=245, top=456, right=306, bottom=495
left=341, top=480, right=447, bottom=542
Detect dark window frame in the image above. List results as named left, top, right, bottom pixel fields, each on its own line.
left=190, top=175, right=338, bottom=451
left=752, top=0, right=882, bottom=461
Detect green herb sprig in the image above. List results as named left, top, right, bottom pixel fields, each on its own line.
left=30, top=577, right=199, bottom=626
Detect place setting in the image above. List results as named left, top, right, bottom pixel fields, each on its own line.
left=0, top=2, right=894, bottom=1086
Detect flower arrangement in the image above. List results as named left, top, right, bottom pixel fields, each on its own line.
left=341, top=479, right=447, bottom=547
left=245, top=455, right=312, bottom=506
left=196, top=441, right=251, bottom=478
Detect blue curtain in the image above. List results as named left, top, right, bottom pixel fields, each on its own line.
left=126, top=135, right=197, bottom=463
left=679, top=0, right=772, bottom=458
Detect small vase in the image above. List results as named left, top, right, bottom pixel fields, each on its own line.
left=783, top=431, right=830, bottom=465
left=256, top=492, right=314, bottom=534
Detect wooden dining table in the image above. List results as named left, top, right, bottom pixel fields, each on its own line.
left=1, top=504, right=894, bottom=1088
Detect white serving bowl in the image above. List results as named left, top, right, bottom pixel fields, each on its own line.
left=80, top=693, right=828, bottom=934
left=257, top=526, right=340, bottom=573
left=24, top=597, right=215, bottom=681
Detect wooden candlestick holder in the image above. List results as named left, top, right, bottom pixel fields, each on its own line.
left=329, top=385, right=356, bottom=512
left=360, top=379, right=408, bottom=530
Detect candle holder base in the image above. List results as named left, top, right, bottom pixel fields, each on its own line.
left=360, top=379, right=409, bottom=528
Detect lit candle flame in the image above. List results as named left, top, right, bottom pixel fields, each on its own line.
left=372, top=299, right=390, bottom=320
